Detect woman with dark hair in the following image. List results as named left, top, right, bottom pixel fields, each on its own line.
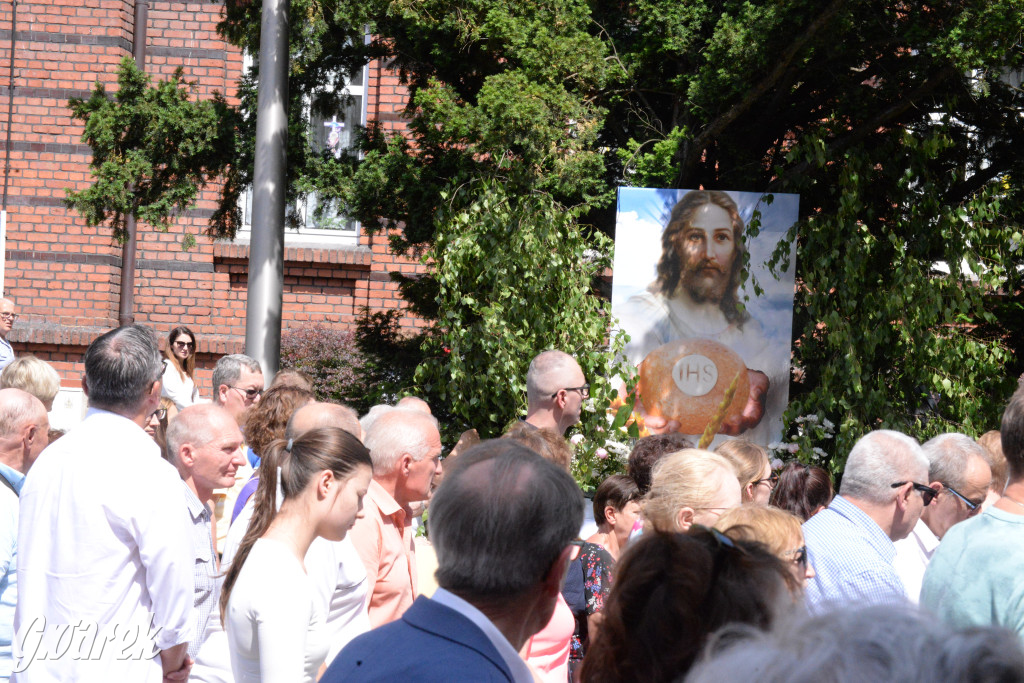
left=770, top=462, right=834, bottom=521
left=587, top=474, right=642, bottom=561
left=221, top=427, right=373, bottom=683
left=579, top=528, right=794, bottom=683
left=161, top=326, right=201, bottom=409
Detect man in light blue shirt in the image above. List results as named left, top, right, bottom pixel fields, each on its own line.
left=803, top=429, right=931, bottom=613
left=0, top=389, right=49, bottom=680
left=921, top=385, right=1024, bottom=636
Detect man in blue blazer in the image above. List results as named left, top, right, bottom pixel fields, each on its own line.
left=323, top=440, right=585, bottom=682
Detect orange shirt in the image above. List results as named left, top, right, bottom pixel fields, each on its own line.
left=349, top=479, right=418, bottom=627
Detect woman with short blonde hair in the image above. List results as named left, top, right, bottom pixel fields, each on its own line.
left=716, top=438, right=773, bottom=504
left=0, top=355, right=60, bottom=410
left=715, top=504, right=814, bottom=590
left=644, top=449, right=741, bottom=532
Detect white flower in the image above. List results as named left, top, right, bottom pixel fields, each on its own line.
left=787, top=443, right=800, bottom=454
left=771, top=458, right=785, bottom=470
left=604, top=440, right=630, bottom=456
left=569, top=434, right=585, bottom=445
left=583, top=399, right=597, bottom=413
left=804, top=414, right=819, bottom=423
left=822, top=418, right=835, bottom=431
left=813, top=447, right=828, bottom=458
left=596, top=448, right=609, bottom=460
left=767, top=442, right=784, bottom=451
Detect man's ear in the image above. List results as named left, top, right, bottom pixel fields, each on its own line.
left=81, top=375, right=89, bottom=398
left=894, top=483, right=912, bottom=511
left=400, top=453, right=414, bottom=475
left=179, top=444, right=197, bottom=468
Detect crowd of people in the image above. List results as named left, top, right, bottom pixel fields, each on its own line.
left=0, top=324, right=1021, bottom=682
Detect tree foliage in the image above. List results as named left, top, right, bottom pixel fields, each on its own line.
left=65, top=56, right=240, bottom=245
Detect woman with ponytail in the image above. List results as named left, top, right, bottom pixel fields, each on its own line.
left=220, top=427, right=373, bottom=683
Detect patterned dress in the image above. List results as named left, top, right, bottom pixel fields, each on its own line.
left=563, top=541, right=614, bottom=681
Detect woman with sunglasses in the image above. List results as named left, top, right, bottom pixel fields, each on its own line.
left=161, top=326, right=202, bottom=409
left=716, top=438, right=775, bottom=504
left=715, top=504, right=815, bottom=591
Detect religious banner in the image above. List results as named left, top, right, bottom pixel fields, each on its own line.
left=611, top=188, right=799, bottom=448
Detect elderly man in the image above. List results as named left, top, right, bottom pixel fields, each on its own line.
left=802, top=429, right=931, bottom=612
left=0, top=389, right=47, bottom=680
left=523, top=350, right=588, bottom=435
left=349, top=408, right=442, bottom=627
left=210, top=353, right=264, bottom=554
left=0, top=301, right=15, bottom=372
left=892, top=433, right=991, bottom=602
left=922, top=387, right=1024, bottom=635
left=323, top=440, right=583, bottom=682
left=15, top=325, right=193, bottom=681
left=166, top=405, right=245, bottom=661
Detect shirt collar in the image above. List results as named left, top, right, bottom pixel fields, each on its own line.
left=912, top=517, right=940, bottom=553
left=0, top=460, right=24, bottom=493
left=827, top=494, right=897, bottom=561
left=182, top=480, right=212, bottom=522
left=367, top=479, right=404, bottom=518
left=432, top=588, right=534, bottom=683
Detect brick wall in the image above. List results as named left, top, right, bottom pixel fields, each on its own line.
left=0, top=0, right=426, bottom=394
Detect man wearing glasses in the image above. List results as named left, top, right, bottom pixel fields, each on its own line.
left=523, top=350, right=588, bottom=436
left=802, top=430, right=931, bottom=613
left=0, top=300, right=17, bottom=372
left=892, top=434, right=991, bottom=603
left=210, top=354, right=264, bottom=555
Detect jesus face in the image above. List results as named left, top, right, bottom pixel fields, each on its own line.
left=677, top=203, right=738, bottom=303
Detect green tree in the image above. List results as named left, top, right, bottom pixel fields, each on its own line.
left=210, top=0, right=1024, bottom=470
left=65, top=56, right=240, bottom=246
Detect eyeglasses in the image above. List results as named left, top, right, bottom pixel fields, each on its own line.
left=151, top=408, right=167, bottom=421
left=785, top=545, right=808, bottom=570
left=753, top=473, right=780, bottom=490
left=0, top=313, right=17, bottom=322
left=943, top=484, right=983, bottom=512
left=552, top=384, right=590, bottom=400
left=230, top=386, right=263, bottom=400
left=891, top=481, right=938, bottom=506
left=173, top=340, right=195, bottom=349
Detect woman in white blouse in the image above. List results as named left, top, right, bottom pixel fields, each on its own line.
left=161, top=326, right=201, bottom=408
left=220, top=427, right=373, bottom=683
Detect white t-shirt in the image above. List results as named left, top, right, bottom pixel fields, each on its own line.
left=225, top=538, right=328, bottom=683
left=161, top=362, right=201, bottom=410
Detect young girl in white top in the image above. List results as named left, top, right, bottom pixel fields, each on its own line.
left=161, top=326, right=201, bottom=408
left=220, top=427, right=373, bottom=683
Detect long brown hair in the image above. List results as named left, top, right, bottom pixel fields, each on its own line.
left=163, top=326, right=196, bottom=381
left=243, top=385, right=314, bottom=458
left=219, top=427, right=372, bottom=623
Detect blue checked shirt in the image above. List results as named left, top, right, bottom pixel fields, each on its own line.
left=184, top=482, right=218, bottom=660
left=802, top=495, right=909, bottom=614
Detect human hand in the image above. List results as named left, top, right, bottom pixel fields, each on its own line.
left=719, top=370, right=769, bottom=436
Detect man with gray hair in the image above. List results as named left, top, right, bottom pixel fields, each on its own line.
left=323, top=440, right=583, bottom=682
left=348, top=407, right=442, bottom=627
left=922, top=386, right=1024, bottom=636
left=0, top=300, right=16, bottom=372
left=211, top=353, right=263, bottom=555
left=892, top=433, right=991, bottom=602
left=802, top=429, right=931, bottom=613
left=15, top=325, right=193, bottom=682
left=0, top=389, right=48, bottom=680
left=166, top=404, right=245, bottom=664
left=524, top=350, right=588, bottom=435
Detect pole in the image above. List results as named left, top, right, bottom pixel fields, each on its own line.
left=245, top=0, right=288, bottom=383
left=118, top=0, right=148, bottom=327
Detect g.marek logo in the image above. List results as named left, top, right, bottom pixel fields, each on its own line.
left=12, top=614, right=163, bottom=672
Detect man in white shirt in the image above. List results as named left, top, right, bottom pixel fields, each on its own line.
left=893, top=433, right=991, bottom=602
left=0, top=301, right=16, bottom=372
left=324, top=439, right=583, bottom=682
left=14, top=324, right=194, bottom=682
left=165, top=405, right=245, bottom=662
left=0, top=389, right=48, bottom=681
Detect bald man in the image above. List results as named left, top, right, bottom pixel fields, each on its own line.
left=523, top=350, right=588, bottom=435
left=0, top=300, right=16, bottom=372
left=0, top=389, right=48, bottom=677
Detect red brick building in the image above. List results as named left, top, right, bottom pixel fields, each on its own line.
left=0, top=0, right=423, bottom=422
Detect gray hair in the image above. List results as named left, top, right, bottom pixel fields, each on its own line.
left=359, top=404, right=394, bottom=436
left=363, top=408, right=439, bottom=473
left=922, top=433, right=990, bottom=489
left=840, top=430, right=928, bottom=505
left=526, top=350, right=580, bottom=405
left=686, top=606, right=1024, bottom=683
left=165, top=404, right=230, bottom=465
left=1001, top=385, right=1024, bottom=479
left=430, top=440, right=583, bottom=600
left=84, top=325, right=163, bottom=414
left=212, top=354, right=262, bottom=405
left=0, top=356, right=61, bottom=404
left=0, top=388, right=43, bottom=439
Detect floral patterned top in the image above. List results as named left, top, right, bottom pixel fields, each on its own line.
left=564, top=541, right=614, bottom=677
